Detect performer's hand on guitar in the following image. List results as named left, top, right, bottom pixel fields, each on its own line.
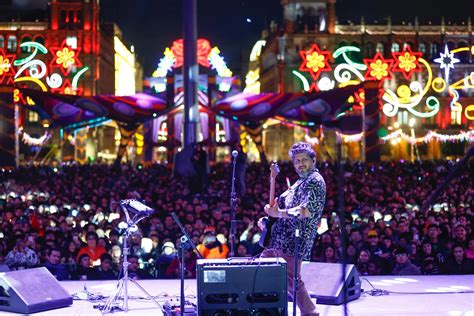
left=287, top=207, right=301, bottom=217
left=264, top=197, right=279, bottom=217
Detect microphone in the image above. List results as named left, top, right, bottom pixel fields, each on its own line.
left=232, top=150, right=238, bottom=158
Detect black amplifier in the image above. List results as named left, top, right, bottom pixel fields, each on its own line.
left=197, top=257, right=288, bottom=315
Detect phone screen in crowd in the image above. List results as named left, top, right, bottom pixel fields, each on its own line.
left=317, top=218, right=328, bottom=235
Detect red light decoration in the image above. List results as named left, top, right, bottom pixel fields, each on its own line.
left=308, top=82, right=319, bottom=92
left=391, top=47, right=422, bottom=80
left=171, top=38, right=212, bottom=69
left=49, top=40, right=82, bottom=76
left=363, top=52, right=394, bottom=84
left=298, top=44, right=332, bottom=81
left=0, top=48, right=16, bottom=84
left=50, top=79, right=82, bottom=95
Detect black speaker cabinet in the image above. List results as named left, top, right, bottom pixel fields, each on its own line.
left=0, top=267, right=73, bottom=314
left=301, top=262, right=361, bottom=305
left=197, top=257, right=287, bottom=315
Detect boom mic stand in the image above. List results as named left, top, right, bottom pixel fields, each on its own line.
left=101, top=200, right=161, bottom=313
left=229, top=150, right=238, bottom=257
left=171, top=212, right=203, bottom=315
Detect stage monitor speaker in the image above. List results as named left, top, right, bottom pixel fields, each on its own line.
left=301, top=262, right=361, bottom=305
left=197, top=257, right=287, bottom=315
left=0, top=267, right=73, bottom=314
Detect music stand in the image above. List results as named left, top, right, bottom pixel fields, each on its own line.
left=101, top=199, right=161, bottom=313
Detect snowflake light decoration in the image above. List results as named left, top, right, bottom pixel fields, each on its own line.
left=434, top=45, right=460, bottom=82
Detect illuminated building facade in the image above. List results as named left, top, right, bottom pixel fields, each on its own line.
left=252, top=0, right=473, bottom=161
left=0, top=0, right=140, bottom=164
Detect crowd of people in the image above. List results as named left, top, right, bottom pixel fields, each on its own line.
left=0, top=158, right=472, bottom=280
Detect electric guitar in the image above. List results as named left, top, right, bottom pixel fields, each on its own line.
left=259, top=162, right=280, bottom=248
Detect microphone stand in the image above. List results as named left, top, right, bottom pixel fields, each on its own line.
left=291, top=215, right=300, bottom=316
left=171, top=212, right=203, bottom=315
left=101, top=203, right=160, bottom=313
left=336, top=131, right=349, bottom=316
left=229, top=151, right=238, bottom=257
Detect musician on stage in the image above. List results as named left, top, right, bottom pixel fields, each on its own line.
left=259, top=141, right=326, bottom=316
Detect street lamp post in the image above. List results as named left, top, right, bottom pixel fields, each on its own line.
left=409, top=118, right=416, bottom=162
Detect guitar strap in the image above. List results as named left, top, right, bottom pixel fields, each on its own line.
left=280, top=173, right=312, bottom=208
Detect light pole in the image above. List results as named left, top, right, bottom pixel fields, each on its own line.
left=409, top=118, right=416, bottom=162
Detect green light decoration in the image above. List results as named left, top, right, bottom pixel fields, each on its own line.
left=377, top=127, right=389, bottom=137
left=333, top=46, right=367, bottom=71
left=292, top=70, right=310, bottom=91
left=72, top=66, right=90, bottom=89
left=13, top=42, right=48, bottom=66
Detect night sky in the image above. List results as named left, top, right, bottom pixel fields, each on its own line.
left=18, top=0, right=471, bottom=76
left=99, top=0, right=472, bottom=76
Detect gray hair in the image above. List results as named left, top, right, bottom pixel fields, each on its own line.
left=288, top=142, right=316, bottom=161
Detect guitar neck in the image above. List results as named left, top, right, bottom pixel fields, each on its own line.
left=269, top=177, right=276, bottom=207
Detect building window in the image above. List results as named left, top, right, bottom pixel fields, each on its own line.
left=28, top=111, right=39, bottom=122
left=0, top=35, right=4, bottom=49
left=430, top=43, right=438, bottom=59
left=457, top=41, right=469, bottom=63
left=419, top=43, right=426, bottom=55
left=76, top=11, right=83, bottom=24
left=364, top=43, right=373, bottom=57
left=61, top=10, right=67, bottom=23
left=34, top=36, right=45, bottom=46
left=376, top=42, right=384, bottom=55
left=7, top=36, right=17, bottom=53
left=21, top=36, right=32, bottom=53
left=391, top=42, right=400, bottom=53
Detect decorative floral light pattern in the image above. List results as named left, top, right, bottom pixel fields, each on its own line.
left=307, top=52, right=326, bottom=72
left=151, top=38, right=234, bottom=93
left=294, top=44, right=473, bottom=123
left=364, top=52, right=394, bottom=83
left=56, top=47, right=75, bottom=68
left=49, top=41, right=82, bottom=76
left=0, top=41, right=88, bottom=97
left=299, top=44, right=332, bottom=81
left=0, top=49, right=16, bottom=82
left=392, top=47, right=422, bottom=80
left=0, top=55, right=11, bottom=75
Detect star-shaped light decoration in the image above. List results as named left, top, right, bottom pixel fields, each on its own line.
left=363, top=52, right=394, bottom=85
left=392, top=47, right=422, bottom=80
left=434, top=45, right=460, bottom=82
left=0, top=48, right=16, bottom=84
left=299, top=44, right=332, bottom=81
left=49, top=41, right=82, bottom=76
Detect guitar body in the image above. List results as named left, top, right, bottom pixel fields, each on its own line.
left=259, top=162, right=279, bottom=248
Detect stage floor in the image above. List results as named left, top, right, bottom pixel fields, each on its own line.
left=2, top=275, right=473, bottom=315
